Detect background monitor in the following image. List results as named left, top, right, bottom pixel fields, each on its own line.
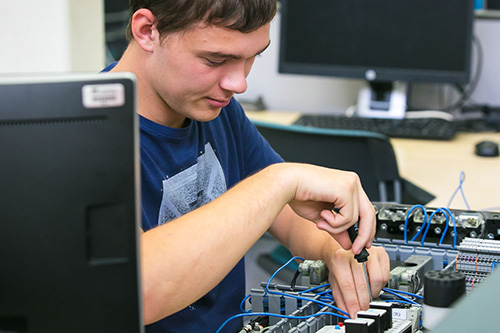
left=0, top=73, right=143, bottom=333
left=279, top=0, right=475, bottom=117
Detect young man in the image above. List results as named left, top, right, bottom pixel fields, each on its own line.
left=106, top=0, right=390, bottom=331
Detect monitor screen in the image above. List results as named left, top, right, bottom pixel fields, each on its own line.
left=0, top=73, right=143, bottom=333
left=279, top=0, right=475, bottom=85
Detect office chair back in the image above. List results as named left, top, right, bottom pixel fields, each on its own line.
left=254, top=120, right=402, bottom=203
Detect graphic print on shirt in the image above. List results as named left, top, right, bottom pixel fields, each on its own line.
left=157, top=142, right=227, bottom=225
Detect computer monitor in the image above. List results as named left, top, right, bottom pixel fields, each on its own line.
left=279, top=0, right=475, bottom=118
left=0, top=73, right=143, bottom=333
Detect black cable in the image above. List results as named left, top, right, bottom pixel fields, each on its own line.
left=443, top=34, right=484, bottom=112
left=289, top=269, right=300, bottom=291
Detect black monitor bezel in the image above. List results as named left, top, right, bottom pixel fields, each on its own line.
left=278, top=0, right=475, bottom=85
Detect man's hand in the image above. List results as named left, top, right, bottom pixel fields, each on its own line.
left=324, top=246, right=389, bottom=318
left=279, top=163, right=376, bottom=253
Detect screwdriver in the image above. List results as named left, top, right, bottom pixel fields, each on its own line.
left=347, top=224, right=373, bottom=302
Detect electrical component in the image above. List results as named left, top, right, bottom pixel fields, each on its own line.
left=238, top=315, right=268, bottom=333
left=455, top=238, right=500, bottom=292
left=235, top=204, right=500, bottom=333
left=423, top=270, right=465, bottom=330
left=388, top=255, right=433, bottom=293
left=390, top=304, right=421, bottom=333
left=373, top=203, right=491, bottom=247
left=344, top=318, right=376, bottom=333
left=298, top=260, right=329, bottom=285
left=357, top=309, right=387, bottom=332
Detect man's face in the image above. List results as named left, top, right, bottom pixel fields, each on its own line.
left=145, top=22, right=271, bottom=126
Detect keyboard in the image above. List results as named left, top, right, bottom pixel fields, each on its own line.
left=293, top=114, right=462, bottom=140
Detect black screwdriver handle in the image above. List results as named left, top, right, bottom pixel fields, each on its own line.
left=347, top=224, right=370, bottom=263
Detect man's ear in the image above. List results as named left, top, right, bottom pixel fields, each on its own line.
left=130, top=8, right=159, bottom=52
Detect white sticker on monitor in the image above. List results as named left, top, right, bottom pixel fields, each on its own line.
left=82, top=83, right=125, bottom=108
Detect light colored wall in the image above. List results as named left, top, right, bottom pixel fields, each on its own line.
left=240, top=13, right=500, bottom=113
left=0, top=0, right=105, bottom=74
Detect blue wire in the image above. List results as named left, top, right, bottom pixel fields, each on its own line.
left=421, top=208, right=449, bottom=246
left=215, top=311, right=349, bottom=333
left=439, top=207, right=457, bottom=249
left=383, top=288, right=423, bottom=300
left=437, top=209, right=451, bottom=246
left=265, top=256, right=349, bottom=317
left=382, top=288, right=420, bottom=305
left=267, top=283, right=348, bottom=317
left=240, top=294, right=251, bottom=313
left=408, top=205, right=428, bottom=243
left=266, top=256, right=305, bottom=291
left=447, top=171, right=471, bottom=210
left=299, top=283, right=330, bottom=294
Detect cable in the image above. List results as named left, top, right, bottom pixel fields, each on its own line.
left=265, top=256, right=349, bottom=317
left=216, top=311, right=349, bottom=333
left=289, top=269, right=300, bottom=291
left=266, top=256, right=304, bottom=293
left=439, top=207, right=457, bottom=249
left=446, top=171, right=471, bottom=210
left=382, top=288, right=420, bottom=305
left=383, top=288, right=423, bottom=300
left=443, top=35, right=484, bottom=113
left=230, top=256, right=347, bottom=333
left=267, top=281, right=348, bottom=317
left=405, top=205, right=428, bottom=244
left=421, top=208, right=448, bottom=246
left=299, top=283, right=330, bottom=294
left=240, top=294, right=251, bottom=313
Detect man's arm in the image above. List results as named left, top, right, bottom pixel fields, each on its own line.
left=140, top=162, right=376, bottom=324
left=269, top=204, right=390, bottom=319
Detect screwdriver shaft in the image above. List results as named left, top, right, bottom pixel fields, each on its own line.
left=361, top=262, right=373, bottom=302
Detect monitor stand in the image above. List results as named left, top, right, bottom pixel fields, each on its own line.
left=357, top=81, right=407, bottom=119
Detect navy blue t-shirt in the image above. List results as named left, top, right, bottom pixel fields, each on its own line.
left=139, top=101, right=282, bottom=332
left=102, top=62, right=283, bottom=331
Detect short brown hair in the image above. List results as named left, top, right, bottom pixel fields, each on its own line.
left=126, top=0, right=277, bottom=41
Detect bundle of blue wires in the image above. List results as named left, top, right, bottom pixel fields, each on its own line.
left=216, top=256, right=348, bottom=333
left=217, top=257, right=426, bottom=332
left=381, top=288, right=422, bottom=306
left=404, top=205, right=457, bottom=249
left=403, top=171, right=475, bottom=250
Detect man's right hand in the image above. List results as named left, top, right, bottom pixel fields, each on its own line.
left=274, top=163, right=376, bottom=253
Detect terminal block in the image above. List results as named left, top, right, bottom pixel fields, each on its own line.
left=373, top=202, right=491, bottom=247
left=456, top=238, right=500, bottom=292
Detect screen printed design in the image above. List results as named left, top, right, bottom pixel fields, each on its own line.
left=158, top=142, right=227, bottom=225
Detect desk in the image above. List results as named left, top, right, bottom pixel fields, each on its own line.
left=246, top=111, right=500, bottom=211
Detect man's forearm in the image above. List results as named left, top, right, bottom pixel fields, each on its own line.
left=141, top=163, right=297, bottom=324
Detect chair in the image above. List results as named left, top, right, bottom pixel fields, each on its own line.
left=253, top=120, right=433, bottom=204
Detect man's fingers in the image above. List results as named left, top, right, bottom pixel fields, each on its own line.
left=330, top=278, right=348, bottom=317
left=366, top=247, right=390, bottom=297
left=352, top=197, right=376, bottom=253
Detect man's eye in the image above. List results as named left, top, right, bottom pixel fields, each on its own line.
left=205, top=59, right=225, bottom=67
